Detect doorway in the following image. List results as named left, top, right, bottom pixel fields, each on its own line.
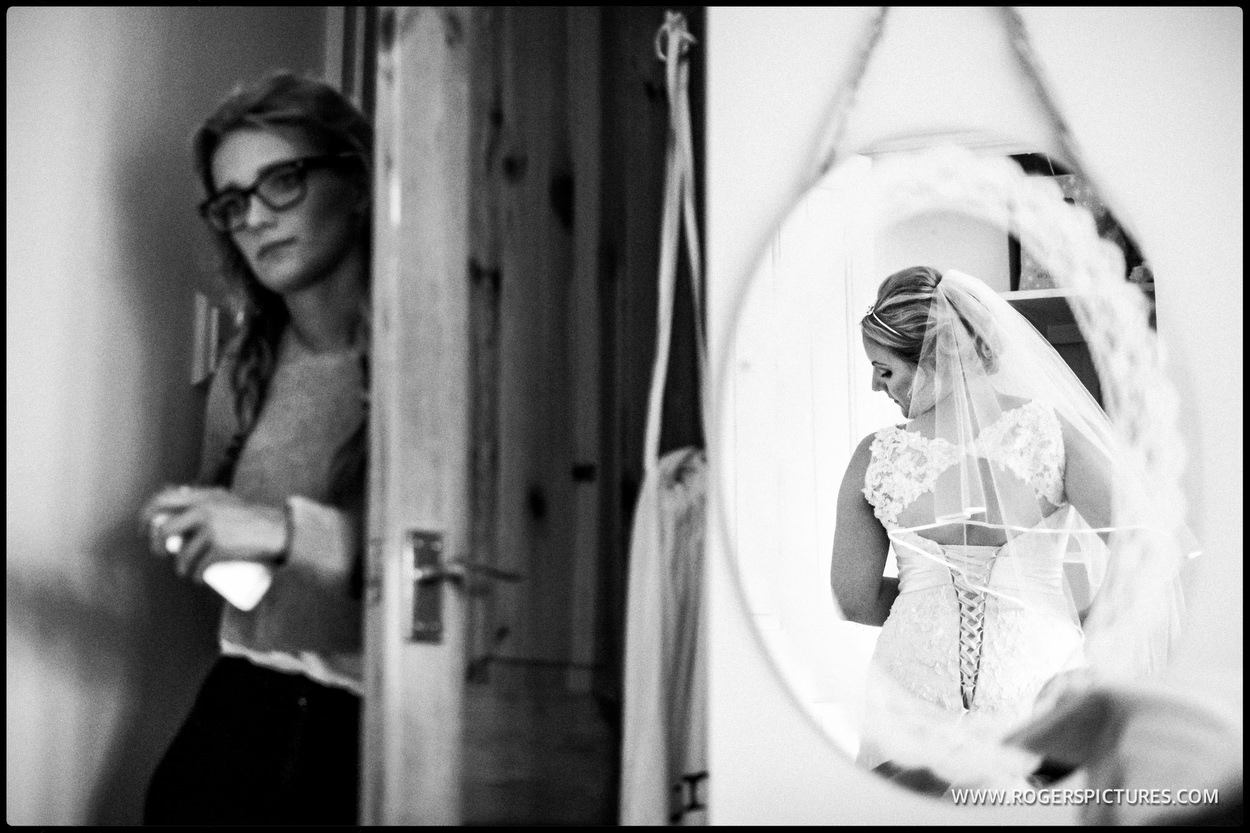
left=363, top=6, right=705, bottom=824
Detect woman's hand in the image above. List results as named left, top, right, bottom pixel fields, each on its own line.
left=140, top=486, right=288, bottom=583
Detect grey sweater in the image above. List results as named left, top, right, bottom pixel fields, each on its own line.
left=198, top=329, right=365, bottom=686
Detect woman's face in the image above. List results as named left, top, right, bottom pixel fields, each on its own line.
left=863, top=334, right=920, bottom=417
left=210, top=127, right=364, bottom=296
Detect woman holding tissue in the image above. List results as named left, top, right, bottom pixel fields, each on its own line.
left=141, top=71, right=372, bottom=825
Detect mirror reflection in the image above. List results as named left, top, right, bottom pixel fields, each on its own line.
left=719, top=143, right=1185, bottom=796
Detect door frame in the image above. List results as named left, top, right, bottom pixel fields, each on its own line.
left=363, top=6, right=475, bottom=824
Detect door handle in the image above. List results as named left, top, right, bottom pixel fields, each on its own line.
left=415, top=559, right=525, bottom=586
left=407, top=529, right=524, bottom=643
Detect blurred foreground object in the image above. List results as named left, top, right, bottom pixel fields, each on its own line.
left=1007, top=681, right=1243, bottom=825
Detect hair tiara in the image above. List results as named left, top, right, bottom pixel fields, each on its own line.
left=866, top=305, right=906, bottom=339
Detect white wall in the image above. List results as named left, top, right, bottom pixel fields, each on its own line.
left=707, top=7, right=1242, bottom=824
left=6, top=7, right=326, bottom=824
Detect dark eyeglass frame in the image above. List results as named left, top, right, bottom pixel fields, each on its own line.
left=198, top=152, right=364, bottom=233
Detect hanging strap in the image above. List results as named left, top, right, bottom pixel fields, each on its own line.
left=644, top=11, right=707, bottom=474
left=811, top=6, right=892, bottom=181
left=813, top=7, right=1095, bottom=184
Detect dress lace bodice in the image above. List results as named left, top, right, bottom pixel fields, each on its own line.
left=854, top=401, right=1084, bottom=779
left=862, top=400, right=1066, bottom=528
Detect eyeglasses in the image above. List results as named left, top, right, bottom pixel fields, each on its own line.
left=198, top=153, right=362, bottom=233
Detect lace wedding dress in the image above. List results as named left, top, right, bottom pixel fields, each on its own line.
left=856, top=400, right=1086, bottom=782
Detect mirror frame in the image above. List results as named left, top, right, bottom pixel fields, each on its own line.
left=712, top=142, right=1189, bottom=788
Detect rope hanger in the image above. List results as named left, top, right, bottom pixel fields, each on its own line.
left=813, top=7, right=1095, bottom=187
left=644, top=10, right=707, bottom=474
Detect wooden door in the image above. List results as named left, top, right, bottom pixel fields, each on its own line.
left=363, top=7, right=608, bottom=825
left=362, top=6, right=703, bottom=824
left=363, top=7, right=475, bottom=825
left=458, top=6, right=612, bottom=824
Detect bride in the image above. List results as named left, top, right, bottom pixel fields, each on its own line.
left=829, top=265, right=1181, bottom=793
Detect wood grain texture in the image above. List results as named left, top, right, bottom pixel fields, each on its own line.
left=365, top=6, right=474, bottom=825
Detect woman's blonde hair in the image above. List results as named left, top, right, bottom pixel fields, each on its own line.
left=861, top=265, right=1000, bottom=373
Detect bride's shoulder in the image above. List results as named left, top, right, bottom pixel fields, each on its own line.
left=855, top=429, right=882, bottom=456
left=855, top=424, right=923, bottom=471
left=859, top=423, right=911, bottom=447
left=841, top=431, right=883, bottom=485
left=852, top=428, right=892, bottom=465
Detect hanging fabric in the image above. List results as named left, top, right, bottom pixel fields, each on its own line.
left=619, top=11, right=709, bottom=827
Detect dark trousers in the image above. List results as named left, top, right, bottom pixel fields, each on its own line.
left=144, top=656, right=361, bottom=826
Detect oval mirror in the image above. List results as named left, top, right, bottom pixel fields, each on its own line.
left=714, top=140, right=1193, bottom=795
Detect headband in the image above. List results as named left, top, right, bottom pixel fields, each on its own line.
left=867, top=306, right=906, bottom=339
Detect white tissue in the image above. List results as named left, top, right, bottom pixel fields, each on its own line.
left=203, top=561, right=274, bottom=611
left=151, top=511, right=273, bottom=610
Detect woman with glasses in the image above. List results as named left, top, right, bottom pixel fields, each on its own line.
left=140, top=71, right=372, bottom=825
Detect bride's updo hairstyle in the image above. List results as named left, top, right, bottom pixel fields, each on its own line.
left=861, top=265, right=1001, bottom=374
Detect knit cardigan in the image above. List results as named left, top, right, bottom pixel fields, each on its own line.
left=198, top=330, right=365, bottom=687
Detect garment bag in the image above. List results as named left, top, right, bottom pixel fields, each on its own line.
left=619, top=12, right=709, bottom=827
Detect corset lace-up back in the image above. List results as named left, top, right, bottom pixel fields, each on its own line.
left=854, top=400, right=1086, bottom=776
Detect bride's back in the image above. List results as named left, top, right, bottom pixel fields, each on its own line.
left=869, top=395, right=1067, bottom=548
